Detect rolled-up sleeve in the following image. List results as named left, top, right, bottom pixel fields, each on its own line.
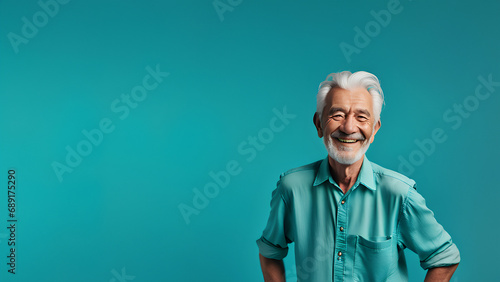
left=398, top=187, right=460, bottom=270
left=256, top=179, right=291, bottom=260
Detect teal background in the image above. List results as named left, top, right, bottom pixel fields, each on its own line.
left=0, top=0, right=499, bottom=281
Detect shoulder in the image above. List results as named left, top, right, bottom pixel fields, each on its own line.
left=277, top=160, right=322, bottom=189
left=370, top=161, right=416, bottom=197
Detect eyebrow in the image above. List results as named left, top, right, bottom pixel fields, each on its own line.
left=328, top=107, right=347, bottom=115
left=356, top=109, right=371, bottom=117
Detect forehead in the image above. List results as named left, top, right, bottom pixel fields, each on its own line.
left=324, top=87, right=374, bottom=111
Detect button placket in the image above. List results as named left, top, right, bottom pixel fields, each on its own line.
left=333, top=197, right=348, bottom=281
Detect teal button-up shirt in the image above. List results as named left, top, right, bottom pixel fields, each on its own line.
left=257, top=157, right=460, bottom=282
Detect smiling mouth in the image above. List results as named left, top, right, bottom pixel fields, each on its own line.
left=336, top=138, right=358, bottom=143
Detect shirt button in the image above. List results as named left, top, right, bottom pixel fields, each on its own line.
left=338, top=251, right=342, bottom=257
left=341, top=200, right=345, bottom=204
left=340, top=227, right=344, bottom=231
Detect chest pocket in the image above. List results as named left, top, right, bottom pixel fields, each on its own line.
left=353, top=235, right=396, bottom=282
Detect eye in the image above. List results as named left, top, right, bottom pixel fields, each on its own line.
left=358, top=115, right=368, bottom=121
left=332, top=114, right=344, bottom=120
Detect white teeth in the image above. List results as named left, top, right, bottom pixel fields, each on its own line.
left=337, top=138, right=357, bottom=143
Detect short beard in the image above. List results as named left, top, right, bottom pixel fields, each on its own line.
left=324, top=130, right=372, bottom=165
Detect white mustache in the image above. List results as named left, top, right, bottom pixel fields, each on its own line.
left=330, top=130, right=366, bottom=141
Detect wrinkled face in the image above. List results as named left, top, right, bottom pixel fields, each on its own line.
left=314, top=87, right=381, bottom=165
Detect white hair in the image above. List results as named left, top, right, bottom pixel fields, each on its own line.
left=316, top=71, right=385, bottom=122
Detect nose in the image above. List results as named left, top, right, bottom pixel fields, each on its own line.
left=340, top=115, right=357, bottom=135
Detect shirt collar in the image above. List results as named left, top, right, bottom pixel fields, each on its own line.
left=313, top=156, right=376, bottom=191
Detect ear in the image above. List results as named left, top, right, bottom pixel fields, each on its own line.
left=369, top=120, right=381, bottom=143
left=313, top=113, right=323, bottom=138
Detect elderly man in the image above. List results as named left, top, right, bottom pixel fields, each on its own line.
left=256, top=71, right=460, bottom=282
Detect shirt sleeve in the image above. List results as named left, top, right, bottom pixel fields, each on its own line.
left=256, top=178, right=291, bottom=260
left=398, top=187, right=460, bottom=270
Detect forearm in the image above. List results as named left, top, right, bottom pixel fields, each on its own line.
left=259, top=253, right=286, bottom=282
left=424, top=264, right=459, bottom=282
